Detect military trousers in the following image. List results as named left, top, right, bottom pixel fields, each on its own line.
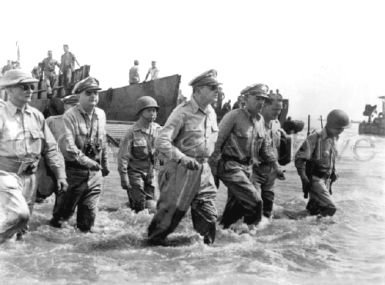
left=0, top=158, right=40, bottom=237
left=0, top=171, right=30, bottom=243
left=62, top=67, right=73, bottom=94
left=252, top=163, right=277, bottom=218
left=53, top=167, right=102, bottom=232
left=126, top=168, right=155, bottom=212
left=148, top=160, right=217, bottom=244
left=218, top=160, right=263, bottom=228
left=307, top=176, right=336, bottom=216
left=44, top=73, right=57, bottom=95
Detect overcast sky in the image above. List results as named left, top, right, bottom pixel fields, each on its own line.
left=1, top=0, right=384, bottom=120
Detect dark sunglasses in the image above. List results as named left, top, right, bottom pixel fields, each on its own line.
left=208, top=85, right=218, bottom=91
left=85, top=90, right=99, bottom=96
left=19, top=84, right=35, bottom=91
left=249, top=92, right=266, bottom=99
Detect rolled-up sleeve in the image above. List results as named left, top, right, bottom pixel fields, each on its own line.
left=155, top=108, right=185, bottom=161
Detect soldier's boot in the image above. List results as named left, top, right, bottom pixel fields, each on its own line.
left=306, top=199, right=321, bottom=215
left=319, top=205, right=337, bottom=217
left=49, top=217, right=62, bottom=228
left=203, top=222, right=216, bottom=245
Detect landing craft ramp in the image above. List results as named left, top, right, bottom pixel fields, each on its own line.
left=98, top=74, right=181, bottom=126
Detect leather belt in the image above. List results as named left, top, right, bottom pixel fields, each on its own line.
left=221, top=154, right=252, bottom=165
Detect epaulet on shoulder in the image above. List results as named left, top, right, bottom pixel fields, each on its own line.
left=314, top=129, right=322, bottom=136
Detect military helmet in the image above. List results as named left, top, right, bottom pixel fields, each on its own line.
left=326, top=109, right=350, bottom=129
left=136, top=96, right=159, bottom=115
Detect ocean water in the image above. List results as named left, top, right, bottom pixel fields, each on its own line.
left=0, top=124, right=384, bottom=285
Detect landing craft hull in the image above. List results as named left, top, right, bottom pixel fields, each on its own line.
left=97, top=75, right=181, bottom=126
left=359, top=122, right=385, bottom=136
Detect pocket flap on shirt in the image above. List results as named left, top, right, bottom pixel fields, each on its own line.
left=133, top=139, right=147, bottom=147
left=185, top=123, right=200, bottom=132
left=29, top=130, right=44, bottom=139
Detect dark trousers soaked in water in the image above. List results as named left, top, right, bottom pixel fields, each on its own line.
left=126, top=169, right=156, bottom=213
left=51, top=167, right=102, bottom=232
left=218, top=160, right=263, bottom=228
left=253, top=163, right=277, bottom=218
left=148, top=161, right=217, bottom=245
left=307, top=176, right=336, bottom=217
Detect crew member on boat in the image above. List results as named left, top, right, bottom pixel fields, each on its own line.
left=60, top=44, right=80, bottom=94
left=40, top=50, right=60, bottom=96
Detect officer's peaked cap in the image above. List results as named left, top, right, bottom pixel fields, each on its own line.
left=240, top=83, right=269, bottom=98
left=73, top=77, right=102, bottom=94
left=62, top=94, right=79, bottom=105
left=189, top=69, right=222, bottom=87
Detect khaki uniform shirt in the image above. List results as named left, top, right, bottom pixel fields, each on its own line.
left=60, top=105, right=108, bottom=170
left=46, top=115, right=65, bottom=141
left=117, top=120, right=161, bottom=174
left=264, top=119, right=282, bottom=161
left=155, top=97, right=218, bottom=161
left=0, top=101, right=66, bottom=178
left=147, top=67, right=159, bottom=80
left=129, top=66, right=140, bottom=84
left=41, top=57, right=59, bottom=77
left=211, top=108, right=276, bottom=165
left=295, top=128, right=337, bottom=174
left=60, top=52, right=76, bottom=70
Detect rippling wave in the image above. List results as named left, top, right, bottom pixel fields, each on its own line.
left=1, top=124, right=384, bottom=284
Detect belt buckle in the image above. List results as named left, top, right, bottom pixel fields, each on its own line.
left=196, top=157, right=208, bottom=164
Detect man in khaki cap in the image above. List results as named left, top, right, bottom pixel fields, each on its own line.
left=50, top=77, right=110, bottom=232
left=148, top=69, right=220, bottom=245
left=0, top=69, right=67, bottom=241
left=210, top=83, right=284, bottom=231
